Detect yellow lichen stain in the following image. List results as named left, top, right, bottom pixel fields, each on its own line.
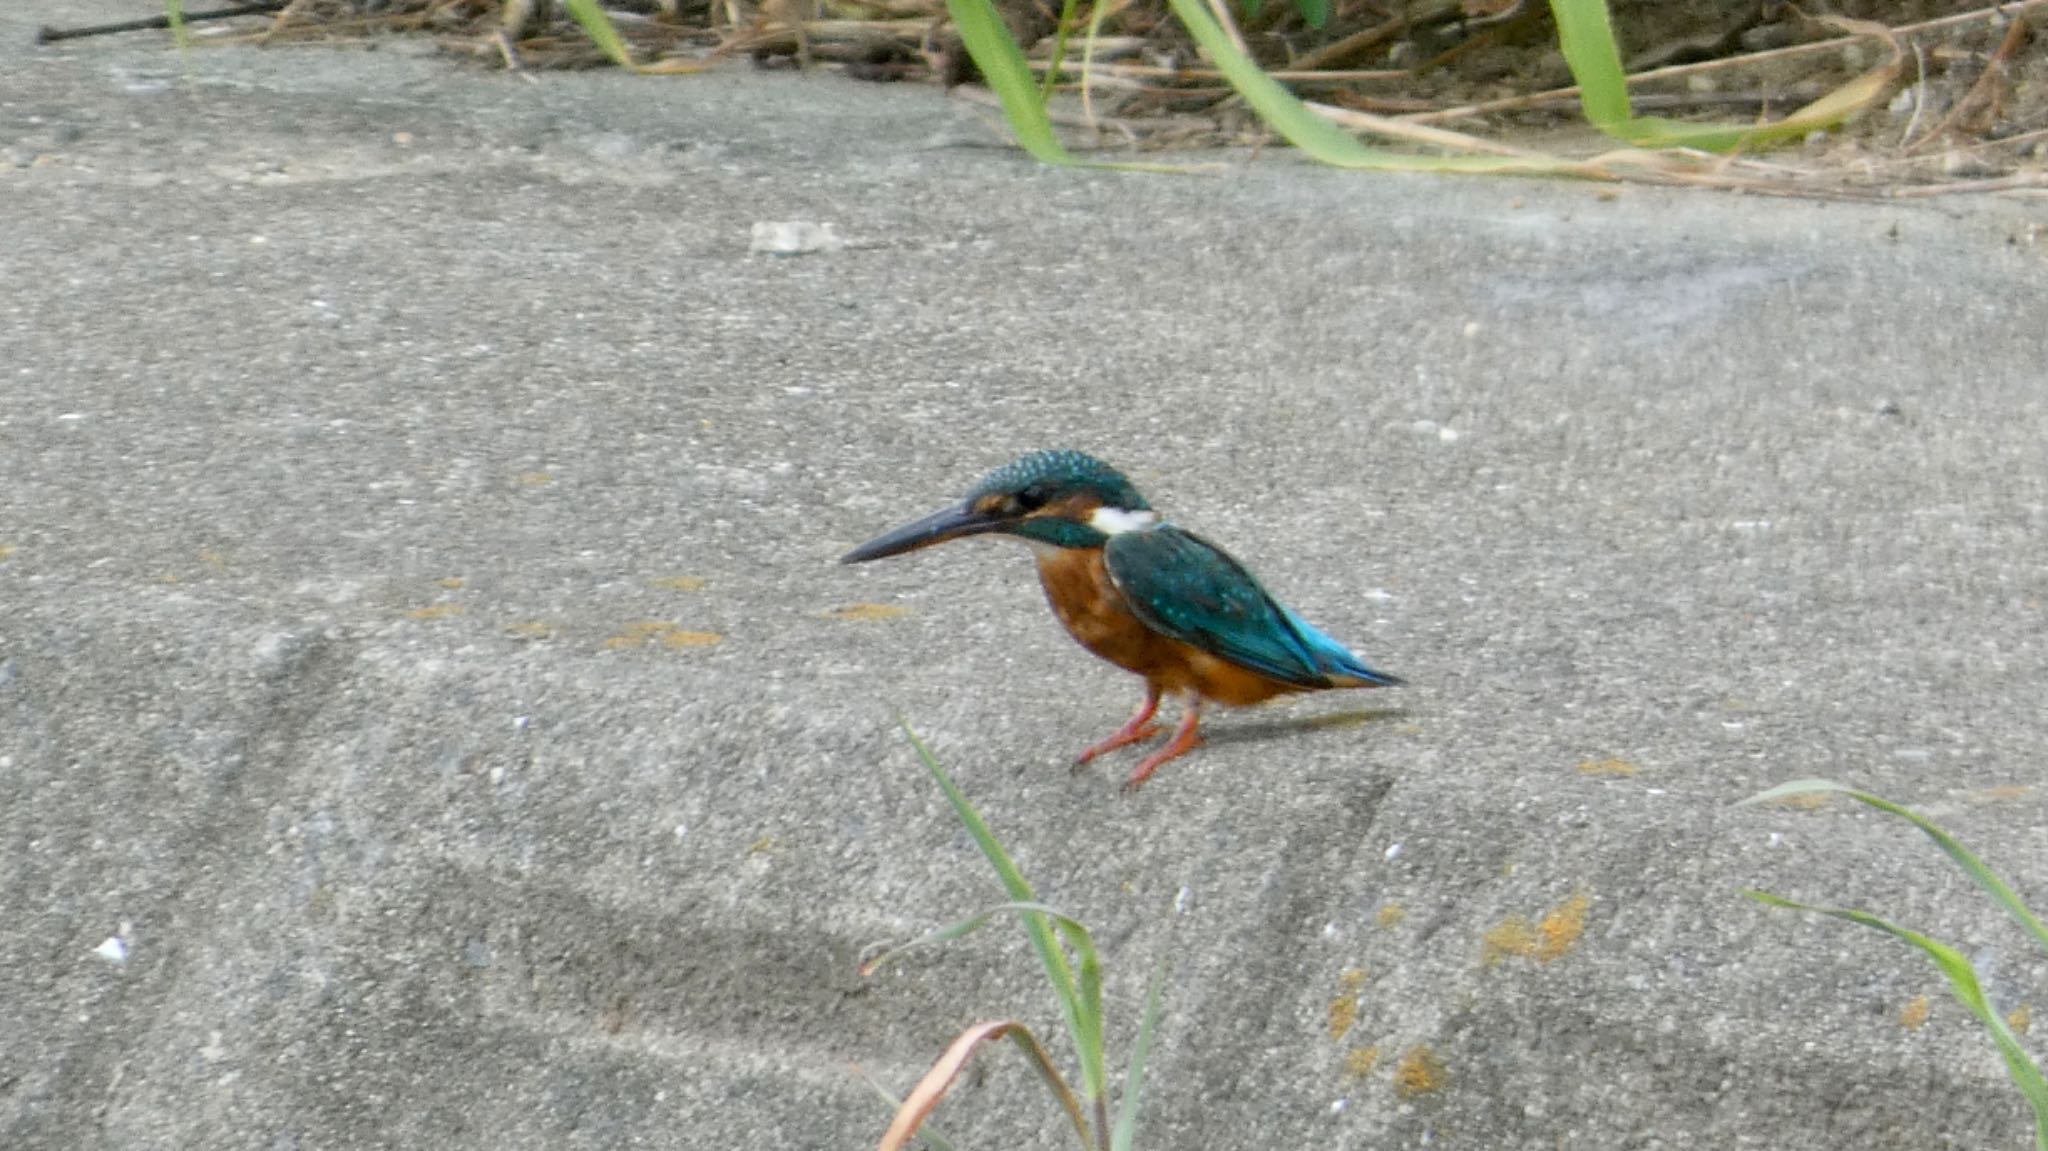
left=825, top=603, right=910, bottom=622
left=1328, top=967, right=1368, bottom=1041
left=746, top=836, right=776, bottom=855
left=1481, top=917, right=1537, bottom=968
left=1328, top=996, right=1359, bottom=1042
left=199, top=549, right=229, bottom=574
left=1536, top=892, right=1589, bottom=961
left=2009, top=1004, right=2032, bottom=1035
left=517, top=471, right=553, bottom=487
left=1900, top=995, right=1930, bottom=1030
left=650, top=576, right=708, bottom=592
left=1966, top=785, right=2034, bottom=803
left=1576, top=758, right=1638, bottom=776
left=1343, top=1046, right=1380, bottom=1080
left=406, top=604, right=465, bottom=620
left=505, top=621, right=556, bottom=639
left=605, top=620, right=723, bottom=650
left=661, top=629, right=722, bottom=648
left=1392, top=1045, right=1446, bottom=1097
left=1376, top=904, right=1407, bottom=929
left=436, top=577, right=466, bottom=589
left=1483, top=892, right=1589, bottom=967
left=0, top=545, right=14, bottom=560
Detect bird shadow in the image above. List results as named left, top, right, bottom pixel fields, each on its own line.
left=1204, top=705, right=1410, bottom=750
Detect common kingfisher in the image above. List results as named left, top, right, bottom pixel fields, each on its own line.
left=841, top=450, right=1402, bottom=790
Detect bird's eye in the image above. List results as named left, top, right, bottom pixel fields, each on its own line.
left=1013, top=484, right=1051, bottom=512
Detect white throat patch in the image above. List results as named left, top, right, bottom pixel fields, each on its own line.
left=1088, top=506, right=1160, bottom=536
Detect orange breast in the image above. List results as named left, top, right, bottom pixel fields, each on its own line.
left=1033, top=548, right=1297, bottom=707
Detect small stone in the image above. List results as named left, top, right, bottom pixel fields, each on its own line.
left=749, top=221, right=846, bottom=256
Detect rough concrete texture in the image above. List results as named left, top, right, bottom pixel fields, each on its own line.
left=5, top=5, right=2048, bottom=1149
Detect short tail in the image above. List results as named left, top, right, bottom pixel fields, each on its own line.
left=1281, top=608, right=1404, bottom=688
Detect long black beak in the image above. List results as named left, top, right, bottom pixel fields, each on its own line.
left=840, top=503, right=1006, bottom=564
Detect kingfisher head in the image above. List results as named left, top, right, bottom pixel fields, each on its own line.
left=841, top=449, right=1157, bottom=563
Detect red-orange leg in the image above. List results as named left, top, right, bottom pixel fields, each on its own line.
left=1121, top=699, right=1204, bottom=793
left=1074, top=685, right=1162, bottom=767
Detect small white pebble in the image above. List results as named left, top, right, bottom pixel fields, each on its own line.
left=1438, top=427, right=1461, bottom=443
left=93, top=936, right=127, bottom=963
left=1384, top=843, right=1403, bottom=861
left=1462, top=321, right=1480, bottom=338
left=1322, top=921, right=1340, bottom=940
left=749, top=221, right=846, bottom=256
left=1174, top=886, right=1191, bottom=915
left=1330, top=1098, right=1348, bottom=1114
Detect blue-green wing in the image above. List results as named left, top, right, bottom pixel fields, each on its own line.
left=1102, top=527, right=1331, bottom=688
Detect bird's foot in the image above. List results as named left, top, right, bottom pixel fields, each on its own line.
left=1119, top=711, right=1204, bottom=793
left=1072, top=688, right=1164, bottom=772
left=1072, top=723, right=1162, bottom=771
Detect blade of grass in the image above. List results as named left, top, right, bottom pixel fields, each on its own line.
left=901, top=723, right=1107, bottom=1104
left=563, top=0, right=637, bottom=67
left=160, top=0, right=190, bottom=48
left=1163, top=0, right=1573, bottom=172
left=1740, top=780, right=2048, bottom=953
left=562, top=0, right=709, bottom=73
left=1038, top=0, right=1083, bottom=102
left=851, top=1063, right=960, bottom=1151
left=876, top=1020, right=1094, bottom=1151
left=862, top=900, right=1101, bottom=977
left=1546, top=0, right=1898, bottom=150
left=1109, top=960, right=1167, bottom=1151
left=1745, top=891, right=2048, bottom=1149
left=943, top=0, right=1078, bottom=165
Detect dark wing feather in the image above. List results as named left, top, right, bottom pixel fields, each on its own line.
left=1103, top=527, right=1331, bottom=688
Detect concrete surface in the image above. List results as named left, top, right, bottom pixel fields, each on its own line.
left=5, top=5, right=2048, bottom=1149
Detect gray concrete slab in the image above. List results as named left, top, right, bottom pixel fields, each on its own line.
left=5, top=5, right=2048, bottom=1149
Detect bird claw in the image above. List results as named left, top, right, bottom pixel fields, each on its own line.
left=1072, top=723, right=1162, bottom=771
left=1118, top=721, right=1203, bottom=793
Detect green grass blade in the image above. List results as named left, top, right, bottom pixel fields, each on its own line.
left=563, top=0, right=637, bottom=69
left=1294, top=0, right=1330, bottom=31
left=1546, top=0, right=1887, bottom=150
left=862, top=900, right=1099, bottom=977
left=1746, top=891, right=2048, bottom=1148
left=1163, top=0, right=1550, bottom=172
left=1110, top=960, right=1168, bottom=1151
left=1741, top=781, right=2048, bottom=954
left=1038, top=0, right=1082, bottom=102
left=900, top=722, right=1107, bottom=1102
left=1546, top=0, right=1631, bottom=130
left=159, top=0, right=189, bottom=49
left=943, top=0, right=1077, bottom=165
